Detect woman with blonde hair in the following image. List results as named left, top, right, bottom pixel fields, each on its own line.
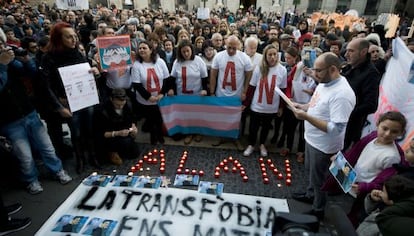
left=242, top=44, right=287, bottom=157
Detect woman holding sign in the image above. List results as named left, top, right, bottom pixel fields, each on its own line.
left=40, top=22, right=101, bottom=173
left=131, top=40, right=172, bottom=145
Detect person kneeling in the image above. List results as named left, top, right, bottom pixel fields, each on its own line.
left=95, top=89, right=140, bottom=165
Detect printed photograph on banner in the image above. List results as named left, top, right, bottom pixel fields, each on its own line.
left=198, top=181, right=224, bottom=196
left=55, top=0, right=89, bottom=10
left=113, top=175, right=138, bottom=187
left=82, top=174, right=111, bottom=187
left=173, top=174, right=200, bottom=186
left=52, top=215, right=88, bottom=233
left=136, top=176, right=162, bottom=189
left=96, top=35, right=132, bottom=70
left=82, top=218, right=117, bottom=236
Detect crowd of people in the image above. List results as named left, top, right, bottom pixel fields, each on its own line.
left=0, top=1, right=414, bottom=235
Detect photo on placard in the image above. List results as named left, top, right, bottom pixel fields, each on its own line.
left=113, top=175, right=138, bottom=187
left=52, top=215, right=88, bottom=233
left=82, top=175, right=111, bottom=187
left=136, top=176, right=162, bottom=189
left=173, top=174, right=200, bottom=186
left=198, top=181, right=224, bottom=197
left=82, top=218, right=117, bottom=236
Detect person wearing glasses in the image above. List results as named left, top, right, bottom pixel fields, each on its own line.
left=291, top=52, right=356, bottom=221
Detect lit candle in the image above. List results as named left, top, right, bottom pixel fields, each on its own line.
left=176, top=168, right=182, bottom=174
left=198, top=170, right=204, bottom=177
left=278, top=173, right=283, bottom=180
left=236, top=163, right=242, bottom=169
left=286, top=179, right=292, bottom=186
left=184, top=151, right=188, bottom=155
left=232, top=166, right=237, bottom=173
left=215, top=166, right=220, bottom=171
left=191, top=169, right=197, bottom=175
left=285, top=163, right=290, bottom=168
left=267, top=159, right=272, bottom=164
left=179, top=159, right=185, bottom=164
left=286, top=173, right=292, bottom=178
left=262, top=172, right=268, bottom=178
left=138, top=160, right=144, bottom=164
left=160, top=162, right=166, bottom=167
left=277, top=183, right=282, bottom=188
left=233, top=159, right=239, bottom=164
left=223, top=159, right=228, bottom=164
left=128, top=172, right=133, bottom=176
left=143, top=155, right=148, bottom=160
left=239, top=166, right=245, bottom=171
left=131, top=166, right=136, bottom=172
left=228, top=156, right=233, bottom=161
left=240, top=170, right=246, bottom=176
left=259, top=157, right=264, bottom=163
left=148, top=152, right=153, bottom=157
left=160, top=153, right=165, bottom=158
left=184, top=168, right=190, bottom=174
left=160, top=158, right=166, bottom=163
left=260, top=163, right=265, bottom=168
left=148, top=158, right=153, bottom=163
left=219, top=162, right=225, bottom=168
left=223, top=166, right=229, bottom=172
left=153, top=149, right=158, bottom=154
left=285, top=159, right=290, bottom=164
left=160, top=149, right=165, bottom=154
left=152, top=158, right=158, bottom=164
left=270, top=163, right=275, bottom=169
left=263, top=177, right=270, bottom=184
left=181, top=155, right=187, bottom=161
left=178, top=164, right=184, bottom=168
left=286, top=168, right=291, bottom=173
left=92, top=172, right=97, bottom=176
left=214, top=171, right=220, bottom=178
left=273, top=168, right=279, bottom=175
left=261, top=167, right=266, bottom=173
left=242, top=175, right=249, bottom=182
left=160, top=167, right=165, bottom=174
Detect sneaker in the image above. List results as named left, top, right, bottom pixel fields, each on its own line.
left=109, top=152, right=123, bottom=165
left=56, top=170, right=72, bottom=185
left=5, top=203, right=22, bottom=216
left=0, top=217, right=31, bottom=236
left=26, top=181, right=43, bottom=195
left=260, top=144, right=268, bottom=157
left=243, top=145, right=254, bottom=157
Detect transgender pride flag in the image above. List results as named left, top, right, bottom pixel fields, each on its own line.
left=158, top=96, right=242, bottom=139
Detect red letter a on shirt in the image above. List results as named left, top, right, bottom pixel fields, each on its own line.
left=146, top=68, right=161, bottom=93
left=222, top=61, right=236, bottom=91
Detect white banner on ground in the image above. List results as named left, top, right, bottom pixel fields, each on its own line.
left=36, top=179, right=289, bottom=235
left=55, top=0, right=89, bottom=10
left=362, top=37, right=414, bottom=150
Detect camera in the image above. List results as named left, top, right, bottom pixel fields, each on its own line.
left=272, top=212, right=322, bottom=236
left=10, top=45, right=28, bottom=57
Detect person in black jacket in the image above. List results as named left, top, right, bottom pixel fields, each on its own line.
left=94, top=89, right=139, bottom=165
left=342, top=38, right=380, bottom=150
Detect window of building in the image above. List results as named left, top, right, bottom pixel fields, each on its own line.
left=307, top=0, right=322, bottom=13
left=364, top=0, right=379, bottom=15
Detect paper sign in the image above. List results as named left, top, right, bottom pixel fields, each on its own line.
left=329, top=151, right=357, bottom=196
left=96, top=36, right=132, bottom=70
left=58, top=63, right=99, bottom=112
left=197, top=7, right=210, bottom=20
left=275, top=87, right=296, bottom=111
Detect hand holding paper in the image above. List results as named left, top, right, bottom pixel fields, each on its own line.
left=274, top=87, right=297, bottom=111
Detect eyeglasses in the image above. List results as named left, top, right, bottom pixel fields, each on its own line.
left=312, top=67, right=330, bottom=73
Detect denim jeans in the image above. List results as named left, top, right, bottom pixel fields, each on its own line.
left=0, top=111, right=63, bottom=184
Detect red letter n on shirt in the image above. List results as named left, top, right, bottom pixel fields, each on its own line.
left=258, top=75, right=276, bottom=104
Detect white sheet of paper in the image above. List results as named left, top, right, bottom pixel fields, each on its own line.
left=275, top=86, right=296, bottom=111
left=58, top=63, right=99, bottom=112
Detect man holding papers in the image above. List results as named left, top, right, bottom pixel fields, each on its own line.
left=291, top=52, right=356, bottom=220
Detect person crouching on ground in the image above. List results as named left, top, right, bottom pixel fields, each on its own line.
left=94, top=89, right=139, bottom=165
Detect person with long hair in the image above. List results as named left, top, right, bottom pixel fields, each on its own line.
left=40, top=22, right=101, bottom=173
left=242, top=44, right=287, bottom=157
left=131, top=40, right=171, bottom=145
left=169, top=39, right=208, bottom=144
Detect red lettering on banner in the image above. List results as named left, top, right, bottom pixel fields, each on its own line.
left=146, top=68, right=161, bottom=93
left=181, top=67, right=193, bottom=94
left=222, top=62, right=236, bottom=91
left=258, top=75, right=276, bottom=104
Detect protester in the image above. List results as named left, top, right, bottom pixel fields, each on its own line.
left=243, top=44, right=287, bottom=157
left=291, top=52, right=356, bottom=220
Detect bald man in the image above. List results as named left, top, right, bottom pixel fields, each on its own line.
left=292, top=52, right=356, bottom=220
left=342, top=38, right=380, bottom=150
left=210, top=35, right=253, bottom=149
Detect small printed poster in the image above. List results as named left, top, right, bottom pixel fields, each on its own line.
left=58, top=62, right=100, bottom=112
left=113, top=175, right=138, bottom=187
left=52, top=215, right=88, bottom=233
left=329, top=151, right=357, bottom=197
left=198, top=181, right=224, bottom=197
left=302, top=48, right=316, bottom=68
left=173, top=174, right=200, bottom=187
left=136, top=176, right=162, bottom=189
left=82, top=218, right=117, bottom=236
left=82, top=175, right=111, bottom=187
left=96, top=36, right=132, bottom=70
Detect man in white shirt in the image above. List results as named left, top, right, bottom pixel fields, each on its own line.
left=210, top=35, right=253, bottom=150
left=292, top=52, right=356, bottom=220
